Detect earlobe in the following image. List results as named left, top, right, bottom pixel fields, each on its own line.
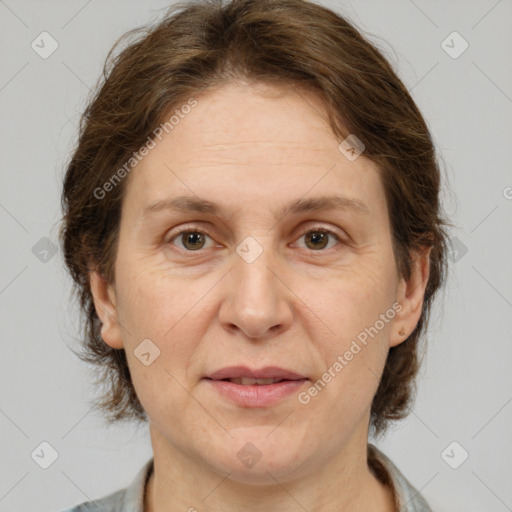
left=390, top=248, right=432, bottom=348
left=89, top=270, right=124, bottom=349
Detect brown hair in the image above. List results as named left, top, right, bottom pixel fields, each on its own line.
left=59, top=0, right=449, bottom=437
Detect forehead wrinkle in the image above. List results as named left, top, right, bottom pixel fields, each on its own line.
left=141, top=194, right=370, bottom=223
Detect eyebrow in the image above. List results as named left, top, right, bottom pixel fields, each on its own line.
left=141, top=193, right=370, bottom=220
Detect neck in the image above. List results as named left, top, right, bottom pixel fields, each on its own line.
left=144, top=428, right=395, bottom=512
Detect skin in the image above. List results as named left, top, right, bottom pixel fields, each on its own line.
left=90, top=81, right=431, bottom=512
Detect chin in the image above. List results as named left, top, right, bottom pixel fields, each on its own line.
left=203, top=427, right=314, bottom=484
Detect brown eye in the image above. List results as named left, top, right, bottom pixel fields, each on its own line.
left=181, top=231, right=206, bottom=250
left=299, top=229, right=341, bottom=251
left=169, top=230, right=214, bottom=251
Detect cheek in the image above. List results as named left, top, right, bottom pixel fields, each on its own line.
left=118, top=278, right=203, bottom=418
left=312, top=262, right=396, bottom=338
left=300, top=260, right=396, bottom=394
left=115, top=256, right=189, bottom=333
left=114, top=259, right=214, bottom=377
left=299, top=279, right=392, bottom=430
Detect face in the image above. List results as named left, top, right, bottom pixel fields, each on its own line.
left=90, top=81, right=429, bottom=484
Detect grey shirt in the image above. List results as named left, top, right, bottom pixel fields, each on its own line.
left=60, top=444, right=433, bottom=511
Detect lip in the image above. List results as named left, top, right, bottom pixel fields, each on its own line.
left=203, top=366, right=308, bottom=407
left=206, top=379, right=308, bottom=407
left=205, top=365, right=306, bottom=381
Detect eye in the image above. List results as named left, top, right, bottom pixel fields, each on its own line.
left=166, top=226, right=343, bottom=253
left=168, top=229, right=216, bottom=251
left=294, top=228, right=342, bottom=251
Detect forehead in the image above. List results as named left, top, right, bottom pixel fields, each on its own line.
left=121, top=81, right=386, bottom=220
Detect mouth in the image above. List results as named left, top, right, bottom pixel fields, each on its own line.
left=205, top=365, right=307, bottom=382
left=203, top=366, right=309, bottom=407
left=213, top=377, right=297, bottom=385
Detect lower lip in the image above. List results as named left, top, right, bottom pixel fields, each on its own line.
left=205, top=379, right=308, bottom=407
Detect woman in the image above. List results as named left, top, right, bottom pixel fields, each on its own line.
left=59, top=0, right=448, bottom=510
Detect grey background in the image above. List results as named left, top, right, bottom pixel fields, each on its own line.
left=1, top=0, right=511, bottom=511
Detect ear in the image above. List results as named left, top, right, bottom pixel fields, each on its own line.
left=89, top=270, right=124, bottom=349
left=390, top=247, right=432, bottom=348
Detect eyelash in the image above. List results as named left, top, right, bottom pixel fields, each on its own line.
left=165, top=225, right=343, bottom=253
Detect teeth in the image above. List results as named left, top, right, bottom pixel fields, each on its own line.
left=229, top=377, right=281, bottom=385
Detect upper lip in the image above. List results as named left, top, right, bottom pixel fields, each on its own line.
left=205, top=366, right=307, bottom=381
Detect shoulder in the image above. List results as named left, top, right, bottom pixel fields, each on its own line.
left=368, top=444, right=434, bottom=512
left=58, top=488, right=126, bottom=512
left=58, top=457, right=154, bottom=512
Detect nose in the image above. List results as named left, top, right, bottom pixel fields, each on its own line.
left=218, top=238, right=294, bottom=341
